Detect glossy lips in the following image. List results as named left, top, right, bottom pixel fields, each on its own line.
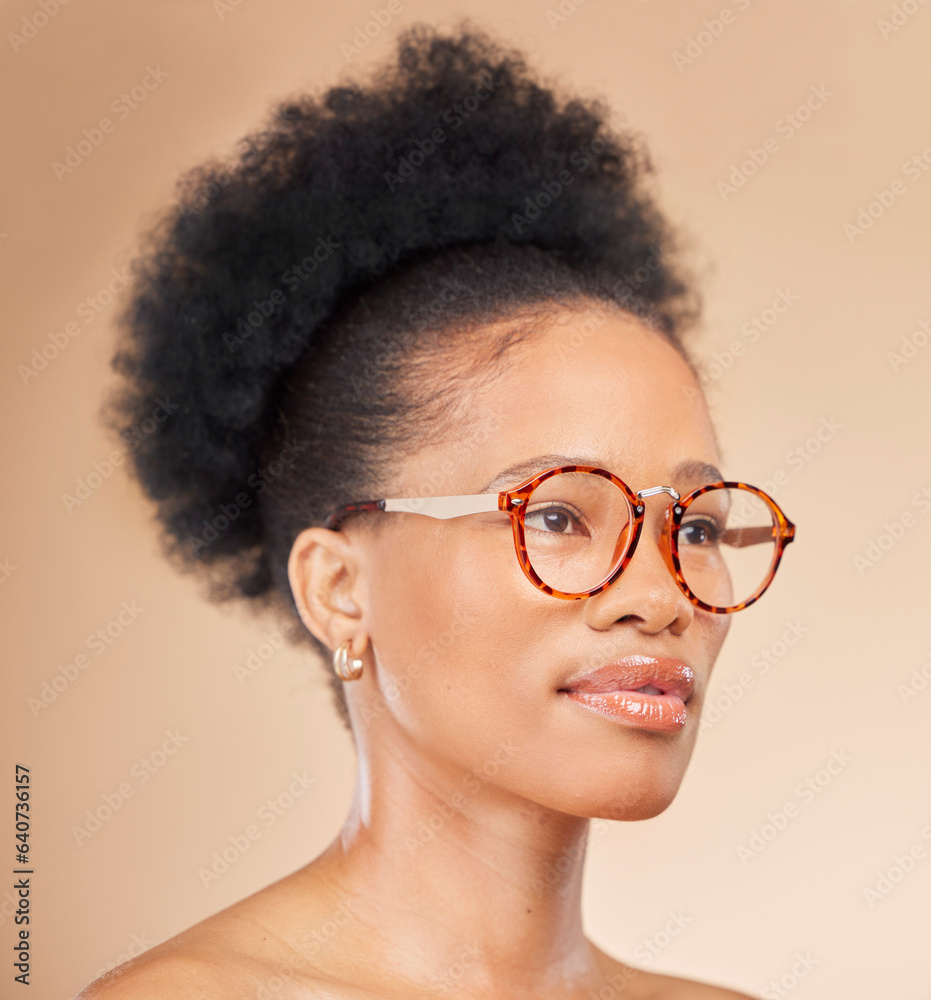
left=559, top=655, right=695, bottom=732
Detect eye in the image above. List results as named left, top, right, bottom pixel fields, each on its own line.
left=524, top=503, right=586, bottom=535
left=679, top=517, right=722, bottom=546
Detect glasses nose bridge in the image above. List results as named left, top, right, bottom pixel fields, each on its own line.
left=629, top=485, right=681, bottom=581
left=629, top=485, right=682, bottom=543
left=635, top=485, right=681, bottom=503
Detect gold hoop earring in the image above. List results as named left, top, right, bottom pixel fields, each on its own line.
left=332, top=641, right=364, bottom=682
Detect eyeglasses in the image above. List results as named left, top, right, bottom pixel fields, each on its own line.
left=324, top=465, right=796, bottom=613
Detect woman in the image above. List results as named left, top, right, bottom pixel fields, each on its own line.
left=82, top=20, right=794, bottom=999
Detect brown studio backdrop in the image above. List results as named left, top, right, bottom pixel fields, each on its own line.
left=2, top=0, right=930, bottom=996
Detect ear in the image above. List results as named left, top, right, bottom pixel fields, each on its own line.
left=287, top=526, right=367, bottom=654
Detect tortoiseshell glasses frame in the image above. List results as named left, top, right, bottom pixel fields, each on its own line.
left=323, top=465, right=796, bottom=612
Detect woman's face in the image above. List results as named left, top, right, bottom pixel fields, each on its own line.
left=340, top=305, right=730, bottom=821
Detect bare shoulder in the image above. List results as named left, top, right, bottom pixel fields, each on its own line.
left=72, top=872, right=345, bottom=999
left=591, top=943, right=758, bottom=1000
left=73, top=938, right=346, bottom=1000
left=74, top=947, right=244, bottom=999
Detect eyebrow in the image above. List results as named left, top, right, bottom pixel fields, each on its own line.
left=480, top=455, right=725, bottom=493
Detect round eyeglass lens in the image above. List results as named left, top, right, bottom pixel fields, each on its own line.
left=521, top=472, right=633, bottom=594
left=676, top=486, right=779, bottom=608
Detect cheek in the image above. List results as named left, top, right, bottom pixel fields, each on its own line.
left=707, top=608, right=732, bottom=648
left=694, top=609, right=731, bottom=681
left=361, top=521, right=563, bottom=750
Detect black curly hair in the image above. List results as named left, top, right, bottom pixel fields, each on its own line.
left=103, top=19, right=701, bottom=728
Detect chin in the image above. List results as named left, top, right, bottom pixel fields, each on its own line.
left=595, top=789, right=679, bottom=822
left=535, top=762, right=688, bottom=822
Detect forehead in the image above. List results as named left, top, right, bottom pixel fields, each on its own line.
left=404, top=305, right=721, bottom=493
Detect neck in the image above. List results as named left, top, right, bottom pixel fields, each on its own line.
left=309, top=727, right=603, bottom=994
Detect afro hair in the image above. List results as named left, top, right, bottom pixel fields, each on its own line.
left=102, top=18, right=700, bottom=726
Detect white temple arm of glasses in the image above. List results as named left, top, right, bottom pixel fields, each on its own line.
left=383, top=494, right=501, bottom=519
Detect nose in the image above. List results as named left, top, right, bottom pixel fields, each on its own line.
left=584, top=494, right=695, bottom=634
